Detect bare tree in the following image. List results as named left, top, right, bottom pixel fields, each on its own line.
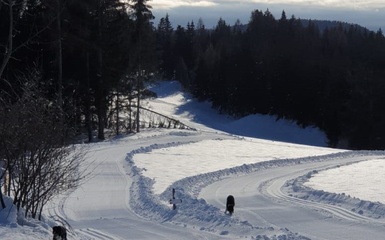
left=0, top=72, right=87, bottom=220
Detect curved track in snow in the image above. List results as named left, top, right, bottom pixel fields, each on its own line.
left=47, top=131, right=228, bottom=240
left=200, top=154, right=385, bottom=240
left=47, top=131, right=385, bottom=240
left=260, top=173, right=373, bottom=223
left=43, top=81, right=385, bottom=239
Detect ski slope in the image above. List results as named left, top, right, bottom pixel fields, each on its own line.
left=2, top=80, right=385, bottom=239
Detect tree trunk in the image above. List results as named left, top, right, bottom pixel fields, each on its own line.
left=116, top=92, right=120, bottom=135
left=136, top=65, right=141, bottom=132
left=7, top=168, right=11, bottom=196
left=128, top=92, right=132, bottom=132
left=0, top=0, right=14, bottom=80
left=85, top=51, right=93, bottom=142
left=56, top=0, right=63, bottom=109
left=97, top=0, right=105, bottom=140
left=0, top=188, right=5, bottom=209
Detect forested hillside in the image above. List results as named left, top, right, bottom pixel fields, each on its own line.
left=157, top=11, right=385, bottom=150
left=0, top=0, right=156, bottom=142
left=1, top=1, right=385, bottom=150
left=0, top=0, right=156, bottom=220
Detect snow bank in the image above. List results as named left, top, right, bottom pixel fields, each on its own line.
left=284, top=151, right=385, bottom=220
left=134, top=136, right=340, bottom=195
left=0, top=196, right=52, bottom=239
left=305, top=158, right=385, bottom=203
left=127, top=141, right=353, bottom=239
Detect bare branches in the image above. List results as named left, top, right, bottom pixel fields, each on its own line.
left=0, top=71, right=87, bottom=220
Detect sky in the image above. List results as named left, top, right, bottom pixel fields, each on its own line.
left=2, top=80, right=385, bottom=239
left=150, top=0, right=385, bottom=31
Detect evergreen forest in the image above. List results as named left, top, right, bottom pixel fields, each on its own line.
left=2, top=1, right=385, bottom=150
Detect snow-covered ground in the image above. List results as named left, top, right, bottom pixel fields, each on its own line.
left=1, top=80, right=385, bottom=239
left=305, top=158, right=385, bottom=203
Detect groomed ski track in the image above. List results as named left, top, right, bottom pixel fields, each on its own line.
left=200, top=153, right=385, bottom=240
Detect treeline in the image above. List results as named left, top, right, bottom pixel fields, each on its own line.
left=1, top=1, right=385, bottom=152
left=157, top=10, right=385, bottom=149
left=1, top=0, right=156, bottom=141
left=0, top=0, right=155, bottom=219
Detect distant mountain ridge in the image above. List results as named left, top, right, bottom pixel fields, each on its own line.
left=231, top=19, right=371, bottom=34
left=300, top=19, right=370, bottom=33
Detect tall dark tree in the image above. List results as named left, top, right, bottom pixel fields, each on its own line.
left=129, top=0, right=156, bottom=132
left=0, top=0, right=16, bottom=81
left=173, top=21, right=196, bottom=88
left=65, top=0, right=130, bottom=140
left=157, top=14, right=174, bottom=79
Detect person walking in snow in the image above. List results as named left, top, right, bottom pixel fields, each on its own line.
left=225, top=195, right=235, bottom=215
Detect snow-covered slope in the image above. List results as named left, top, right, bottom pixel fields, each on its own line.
left=146, top=81, right=328, bottom=146
left=1, top=80, right=385, bottom=240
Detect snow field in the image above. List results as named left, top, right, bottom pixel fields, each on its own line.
left=2, top=80, right=385, bottom=240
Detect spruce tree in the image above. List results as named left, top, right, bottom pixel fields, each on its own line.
left=157, top=14, right=174, bottom=79
left=129, top=0, right=156, bottom=132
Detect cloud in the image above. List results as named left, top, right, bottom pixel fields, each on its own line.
left=153, top=0, right=385, bottom=11
left=251, top=0, right=384, bottom=11
left=151, top=0, right=385, bottom=31
left=152, top=0, right=217, bottom=9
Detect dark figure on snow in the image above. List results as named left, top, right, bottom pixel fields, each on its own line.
left=225, top=195, right=235, bottom=215
left=53, top=225, right=67, bottom=240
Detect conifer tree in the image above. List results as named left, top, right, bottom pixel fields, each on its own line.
left=157, top=14, right=174, bottom=79
left=129, top=0, right=156, bottom=132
